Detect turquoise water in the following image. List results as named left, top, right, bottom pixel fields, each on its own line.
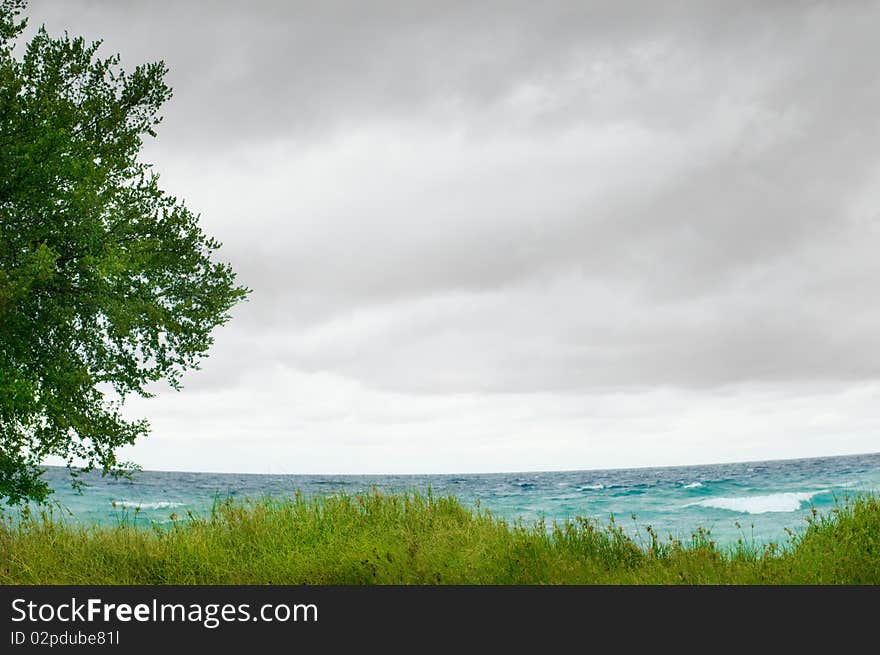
left=21, top=451, right=880, bottom=549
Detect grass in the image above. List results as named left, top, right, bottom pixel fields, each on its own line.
left=1, top=489, right=878, bottom=584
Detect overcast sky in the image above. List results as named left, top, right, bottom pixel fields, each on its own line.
left=30, top=0, right=880, bottom=474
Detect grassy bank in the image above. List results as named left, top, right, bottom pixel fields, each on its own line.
left=1, top=490, right=878, bottom=584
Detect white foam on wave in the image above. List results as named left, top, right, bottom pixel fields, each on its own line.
left=682, top=482, right=703, bottom=489
left=113, top=500, right=184, bottom=510
left=579, top=484, right=604, bottom=491
left=685, top=490, right=829, bottom=514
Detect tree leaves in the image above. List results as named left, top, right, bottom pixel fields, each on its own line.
left=0, top=1, right=249, bottom=504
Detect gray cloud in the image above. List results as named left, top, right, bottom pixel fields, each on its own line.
left=21, top=1, right=880, bottom=400
left=27, top=1, right=840, bottom=145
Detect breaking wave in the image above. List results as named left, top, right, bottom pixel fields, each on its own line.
left=112, top=500, right=184, bottom=510
left=685, top=490, right=830, bottom=514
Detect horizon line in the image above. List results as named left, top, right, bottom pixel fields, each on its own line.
left=44, top=449, right=880, bottom=479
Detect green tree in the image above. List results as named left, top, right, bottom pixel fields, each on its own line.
left=0, top=1, right=249, bottom=504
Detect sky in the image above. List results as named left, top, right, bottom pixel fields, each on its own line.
left=28, top=0, right=880, bottom=474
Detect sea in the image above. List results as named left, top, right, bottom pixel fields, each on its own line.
left=19, top=451, right=880, bottom=550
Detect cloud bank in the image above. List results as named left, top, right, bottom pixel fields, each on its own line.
left=28, top=0, right=880, bottom=472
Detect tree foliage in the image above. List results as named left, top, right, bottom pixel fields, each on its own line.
left=0, top=1, right=249, bottom=503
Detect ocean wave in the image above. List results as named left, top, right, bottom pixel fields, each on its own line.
left=578, top=484, right=605, bottom=491
left=685, top=490, right=829, bottom=514
left=682, top=482, right=703, bottom=489
left=112, top=500, right=184, bottom=510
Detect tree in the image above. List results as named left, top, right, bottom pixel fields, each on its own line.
left=0, top=1, right=249, bottom=504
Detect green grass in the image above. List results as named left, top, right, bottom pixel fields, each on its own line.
left=1, top=490, right=878, bottom=584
